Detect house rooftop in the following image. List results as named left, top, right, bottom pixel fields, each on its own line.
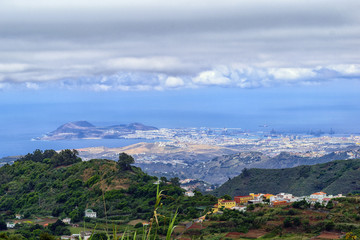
left=311, top=192, right=326, bottom=195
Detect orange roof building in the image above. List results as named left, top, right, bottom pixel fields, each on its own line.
left=272, top=200, right=289, bottom=206
left=234, top=195, right=254, bottom=204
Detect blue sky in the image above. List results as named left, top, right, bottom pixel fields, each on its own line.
left=1, top=0, right=360, bottom=135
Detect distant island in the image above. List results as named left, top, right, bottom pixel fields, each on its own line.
left=35, top=121, right=158, bottom=140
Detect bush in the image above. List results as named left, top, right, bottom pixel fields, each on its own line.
left=92, top=233, right=107, bottom=240
left=283, top=217, right=292, bottom=228
left=325, top=221, right=335, bottom=231
left=135, top=222, right=143, bottom=228
left=293, top=217, right=301, bottom=226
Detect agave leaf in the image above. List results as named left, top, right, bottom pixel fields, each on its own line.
left=166, top=209, right=178, bottom=240
left=120, top=228, right=127, bottom=240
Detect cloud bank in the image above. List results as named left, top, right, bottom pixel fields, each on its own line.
left=0, top=0, right=360, bottom=90
left=2, top=64, right=359, bottom=91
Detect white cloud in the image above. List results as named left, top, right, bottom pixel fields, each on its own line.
left=193, top=70, right=231, bottom=86
left=25, top=82, right=40, bottom=90
left=327, top=64, right=360, bottom=75
left=2, top=64, right=360, bottom=91
left=1, top=0, right=360, bottom=90
left=268, top=68, right=316, bottom=81
left=104, top=57, right=185, bottom=73
left=0, top=63, right=29, bottom=73
left=165, top=77, right=184, bottom=88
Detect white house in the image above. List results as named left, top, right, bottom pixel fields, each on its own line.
left=289, top=197, right=300, bottom=202
left=81, top=231, right=92, bottom=240
left=6, top=222, right=15, bottom=229
left=62, top=218, right=71, bottom=224
left=61, top=234, right=80, bottom=240
left=15, top=214, right=23, bottom=219
left=231, top=206, right=247, bottom=212
left=85, top=209, right=96, bottom=218
left=185, top=191, right=195, bottom=197
left=60, top=236, right=71, bottom=240
left=270, top=193, right=294, bottom=203
left=309, top=192, right=327, bottom=201
left=276, top=193, right=293, bottom=200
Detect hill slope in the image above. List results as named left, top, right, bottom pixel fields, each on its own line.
left=0, top=150, right=176, bottom=222
left=192, top=149, right=360, bottom=184
left=213, top=158, right=360, bottom=197
left=0, top=149, right=217, bottom=225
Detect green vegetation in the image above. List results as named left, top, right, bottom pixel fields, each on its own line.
left=117, top=152, right=135, bottom=171
left=3, top=150, right=360, bottom=239
left=0, top=149, right=217, bottom=239
left=213, top=158, right=360, bottom=197
left=178, top=196, right=360, bottom=239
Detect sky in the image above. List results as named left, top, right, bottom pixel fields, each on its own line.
left=1, top=0, right=360, bottom=135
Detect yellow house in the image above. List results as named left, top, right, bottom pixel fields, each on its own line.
left=218, top=199, right=236, bottom=209
left=249, top=193, right=274, bottom=200
left=263, top=194, right=274, bottom=199
left=212, top=205, right=219, bottom=213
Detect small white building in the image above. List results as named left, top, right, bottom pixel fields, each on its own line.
left=6, top=222, right=15, bottom=229
left=62, top=218, right=71, bottom=224
left=85, top=209, right=96, bottom=218
left=185, top=191, right=195, bottom=197
left=60, top=236, right=72, bottom=240
left=309, top=192, right=327, bottom=203
left=61, top=234, right=80, bottom=240
left=277, top=193, right=293, bottom=200
left=81, top=231, right=92, bottom=240
left=289, top=197, right=300, bottom=202
left=231, top=206, right=247, bottom=212
left=15, top=214, right=23, bottom=219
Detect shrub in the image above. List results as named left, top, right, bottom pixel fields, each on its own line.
left=283, top=217, right=292, bottom=228
left=135, top=222, right=143, bottom=228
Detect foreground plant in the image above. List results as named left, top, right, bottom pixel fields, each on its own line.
left=81, top=184, right=177, bottom=240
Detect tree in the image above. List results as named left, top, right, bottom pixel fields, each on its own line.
left=39, top=232, right=55, bottom=240
left=283, top=217, right=292, bottom=228
left=117, top=152, right=135, bottom=170
left=50, top=149, right=81, bottom=167
left=325, top=221, right=335, bottom=231
left=221, top=194, right=232, bottom=200
left=92, top=233, right=107, bottom=240
left=293, top=217, right=301, bottom=226
left=170, top=177, right=180, bottom=187
left=0, top=220, right=7, bottom=230
left=241, top=168, right=250, bottom=177
left=314, top=202, right=322, bottom=209
left=326, top=200, right=334, bottom=209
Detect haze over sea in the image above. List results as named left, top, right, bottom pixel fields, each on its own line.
left=2, top=82, right=360, bottom=158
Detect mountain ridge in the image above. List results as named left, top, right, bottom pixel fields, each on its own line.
left=212, top=157, right=360, bottom=197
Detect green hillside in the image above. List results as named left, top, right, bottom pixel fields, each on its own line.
left=0, top=149, right=216, bottom=224
left=213, top=158, right=360, bottom=197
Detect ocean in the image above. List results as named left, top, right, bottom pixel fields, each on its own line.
left=0, top=131, right=151, bottom=158
left=1, top=86, right=360, bottom=158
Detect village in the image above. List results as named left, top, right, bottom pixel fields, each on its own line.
left=2, top=190, right=349, bottom=240
left=212, top=191, right=344, bottom=213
